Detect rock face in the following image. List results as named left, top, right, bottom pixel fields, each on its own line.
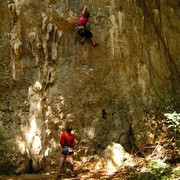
left=93, top=142, right=135, bottom=175
left=0, top=0, right=179, bottom=175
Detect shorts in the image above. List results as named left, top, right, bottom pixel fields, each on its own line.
left=62, top=151, right=74, bottom=156
left=80, top=29, right=93, bottom=39
left=62, top=146, right=74, bottom=155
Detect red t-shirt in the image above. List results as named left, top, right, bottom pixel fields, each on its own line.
left=77, top=13, right=89, bottom=26
left=60, top=132, right=75, bottom=147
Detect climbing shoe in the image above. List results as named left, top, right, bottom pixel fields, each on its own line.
left=93, top=43, right=99, bottom=47
left=81, top=41, right=85, bottom=45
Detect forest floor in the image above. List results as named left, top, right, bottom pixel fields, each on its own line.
left=0, top=169, right=129, bottom=180
left=0, top=161, right=130, bottom=180
left=0, top=158, right=179, bottom=180
left=1, top=138, right=180, bottom=180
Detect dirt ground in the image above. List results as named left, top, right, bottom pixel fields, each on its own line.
left=0, top=162, right=127, bottom=180
left=0, top=171, right=126, bottom=180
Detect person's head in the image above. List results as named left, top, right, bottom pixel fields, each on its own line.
left=84, top=11, right=90, bottom=18
left=66, top=125, right=72, bottom=133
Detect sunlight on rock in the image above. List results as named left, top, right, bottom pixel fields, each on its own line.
left=45, top=148, right=49, bottom=156
left=46, top=129, right=51, bottom=135
left=33, top=81, right=43, bottom=92
left=26, top=118, right=42, bottom=154
left=58, top=112, right=64, bottom=120
left=54, top=117, right=60, bottom=124
left=85, top=127, right=95, bottom=139
left=66, top=113, right=72, bottom=119
left=112, top=145, right=124, bottom=164
left=16, top=137, right=26, bottom=154
left=32, top=136, right=42, bottom=154
left=95, top=143, right=135, bottom=175
left=27, top=118, right=37, bottom=143
left=107, top=161, right=117, bottom=174
left=26, top=81, right=44, bottom=157
left=37, top=101, right=42, bottom=112
left=59, top=95, right=65, bottom=106
left=49, top=138, right=57, bottom=148
left=46, top=105, right=52, bottom=116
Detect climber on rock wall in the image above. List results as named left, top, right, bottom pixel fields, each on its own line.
left=75, top=5, right=98, bottom=47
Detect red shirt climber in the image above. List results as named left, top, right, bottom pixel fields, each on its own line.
left=77, top=12, right=89, bottom=27
left=60, top=131, right=76, bottom=147
left=58, top=125, right=77, bottom=178
left=75, top=5, right=98, bottom=47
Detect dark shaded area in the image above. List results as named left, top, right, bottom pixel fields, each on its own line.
left=24, top=159, right=34, bottom=174
left=165, top=157, right=180, bottom=165
left=0, top=163, right=16, bottom=176
left=125, top=123, right=144, bottom=157
left=24, top=159, right=43, bottom=175
left=102, top=109, right=107, bottom=120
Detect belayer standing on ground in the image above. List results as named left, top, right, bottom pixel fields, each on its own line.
left=75, top=5, right=98, bottom=47
left=57, top=125, right=77, bottom=178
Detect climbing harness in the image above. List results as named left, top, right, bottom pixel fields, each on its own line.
left=74, top=24, right=85, bottom=34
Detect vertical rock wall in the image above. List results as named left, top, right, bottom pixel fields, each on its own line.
left=0, top=0, right=179, bottom=174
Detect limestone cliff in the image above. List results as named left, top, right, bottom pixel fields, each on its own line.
left=0, top=0, right=179, bottom=174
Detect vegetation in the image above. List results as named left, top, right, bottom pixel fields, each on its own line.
left=164, top=112, right=180, bottom=134
left=92, top=111, right=179, bottom=180
left=125, top=112, right=180, bottom=180
left=0, top=112, right=179, bottom=179
left=126, top=160, right=180, bottom=180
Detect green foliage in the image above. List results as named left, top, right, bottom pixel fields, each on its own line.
left=127, top=160, right=179, bottom=180
left=172, top=166, right=180, bottom=177
left=164, top=112, right=180, bottom=133
left=147, top=160, right=167, bottom=168
left=127, top=167, right=139, bottom=174
left=146, top=160, right=170, bottom=180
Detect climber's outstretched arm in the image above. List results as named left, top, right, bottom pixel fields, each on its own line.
left=82, top=5, right=87, bottom=14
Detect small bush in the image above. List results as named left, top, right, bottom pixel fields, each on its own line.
left=164, top=112, right=180, bottom=133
